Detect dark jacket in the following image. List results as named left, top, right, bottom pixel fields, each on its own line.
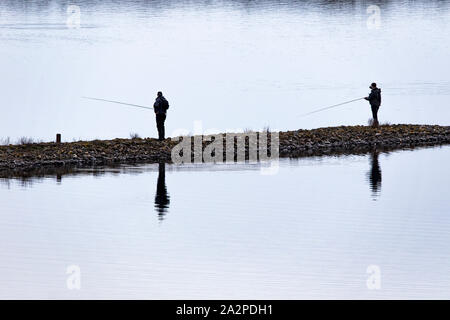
left=368, top=88, right=381, bottom=107
left=154, top=96, right=169, bottom=115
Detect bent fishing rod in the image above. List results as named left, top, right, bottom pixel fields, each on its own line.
left=82, top=96, right=153, bottom=110
left=297, top=97, right=365, bottom=117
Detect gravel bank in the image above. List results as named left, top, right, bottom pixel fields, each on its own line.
left=0, top=124, right=448, bottom=176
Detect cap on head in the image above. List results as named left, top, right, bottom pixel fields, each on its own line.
left=157, top=91, right=163, bottom=97
left=370, top=83, right=377, bottom=89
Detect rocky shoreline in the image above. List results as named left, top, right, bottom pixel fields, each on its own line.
left=0, top=124, right=449, bottom=177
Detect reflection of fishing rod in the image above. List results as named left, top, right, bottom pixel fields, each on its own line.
left=298, top=97, right=365, bottom=117
left=82, top=96, right=153, bottom=110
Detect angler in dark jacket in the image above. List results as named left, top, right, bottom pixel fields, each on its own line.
left=365, top=83, right=382, bottom=126
left=153, top=91, right=169, bottom=140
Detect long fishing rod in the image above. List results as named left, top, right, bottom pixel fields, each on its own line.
left=298, top=97, right=365, bottom=117
left=82, top=96, right=153, bottom=110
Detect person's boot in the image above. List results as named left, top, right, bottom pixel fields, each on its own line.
left=372, top=119, right=379, bottom=128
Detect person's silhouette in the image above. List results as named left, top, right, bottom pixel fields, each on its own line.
left=368, top=150, right=382, bottom=199
left=154, top=162, right=170, bottom=221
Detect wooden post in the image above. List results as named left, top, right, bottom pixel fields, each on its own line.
left=56, top=133, right=61, bottom=144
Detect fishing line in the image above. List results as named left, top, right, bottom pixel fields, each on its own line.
left=82, top=96, right=153, bottom=110
left=297, top=97, right=365, bottom=117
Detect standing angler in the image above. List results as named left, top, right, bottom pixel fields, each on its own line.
left=153, top=91, right=169, bottom=140
left=365, top=83, right=382, bottom=127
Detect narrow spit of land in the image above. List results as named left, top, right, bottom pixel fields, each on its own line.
left=0, top=124, right=449, bottom=176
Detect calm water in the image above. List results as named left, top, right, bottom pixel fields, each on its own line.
left=0, top=0, right=449, bottom=142
left=1, top=0, right=449, bottom=300
left=0, top=145, right=449, bottom=299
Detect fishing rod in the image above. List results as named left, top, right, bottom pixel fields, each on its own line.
left=82, top=96, right=153, bottom=110
left=297, top=97, right=365, bottom=117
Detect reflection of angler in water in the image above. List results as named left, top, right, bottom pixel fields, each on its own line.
left=155, top=162, right=170, bottom=221
left=368, top=150, right=382, bottom=199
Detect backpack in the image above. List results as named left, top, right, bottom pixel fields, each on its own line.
left=161, top=97, right=169, bottom=109
left=154, top=97, right=169, bottom=113
left=375, top=89, right=381, bottom=103
left=371, top=89, right=381, bottom=105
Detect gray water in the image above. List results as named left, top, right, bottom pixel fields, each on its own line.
left=0, top=0, right=449, bottom=142
left=1, top=0, right=450, bottom=300
left=0, top=145, right=449, bottom=299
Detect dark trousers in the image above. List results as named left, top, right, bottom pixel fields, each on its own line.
left=156, top=114, right=166, bottom=140
left=371, top=105, right=380, bottom=122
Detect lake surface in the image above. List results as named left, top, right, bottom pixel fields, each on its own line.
left=0, top=0, right=449, bottom=300
left=1, top=145, right=449, bottom=299
left=0, top=0, right=449, bottom=142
